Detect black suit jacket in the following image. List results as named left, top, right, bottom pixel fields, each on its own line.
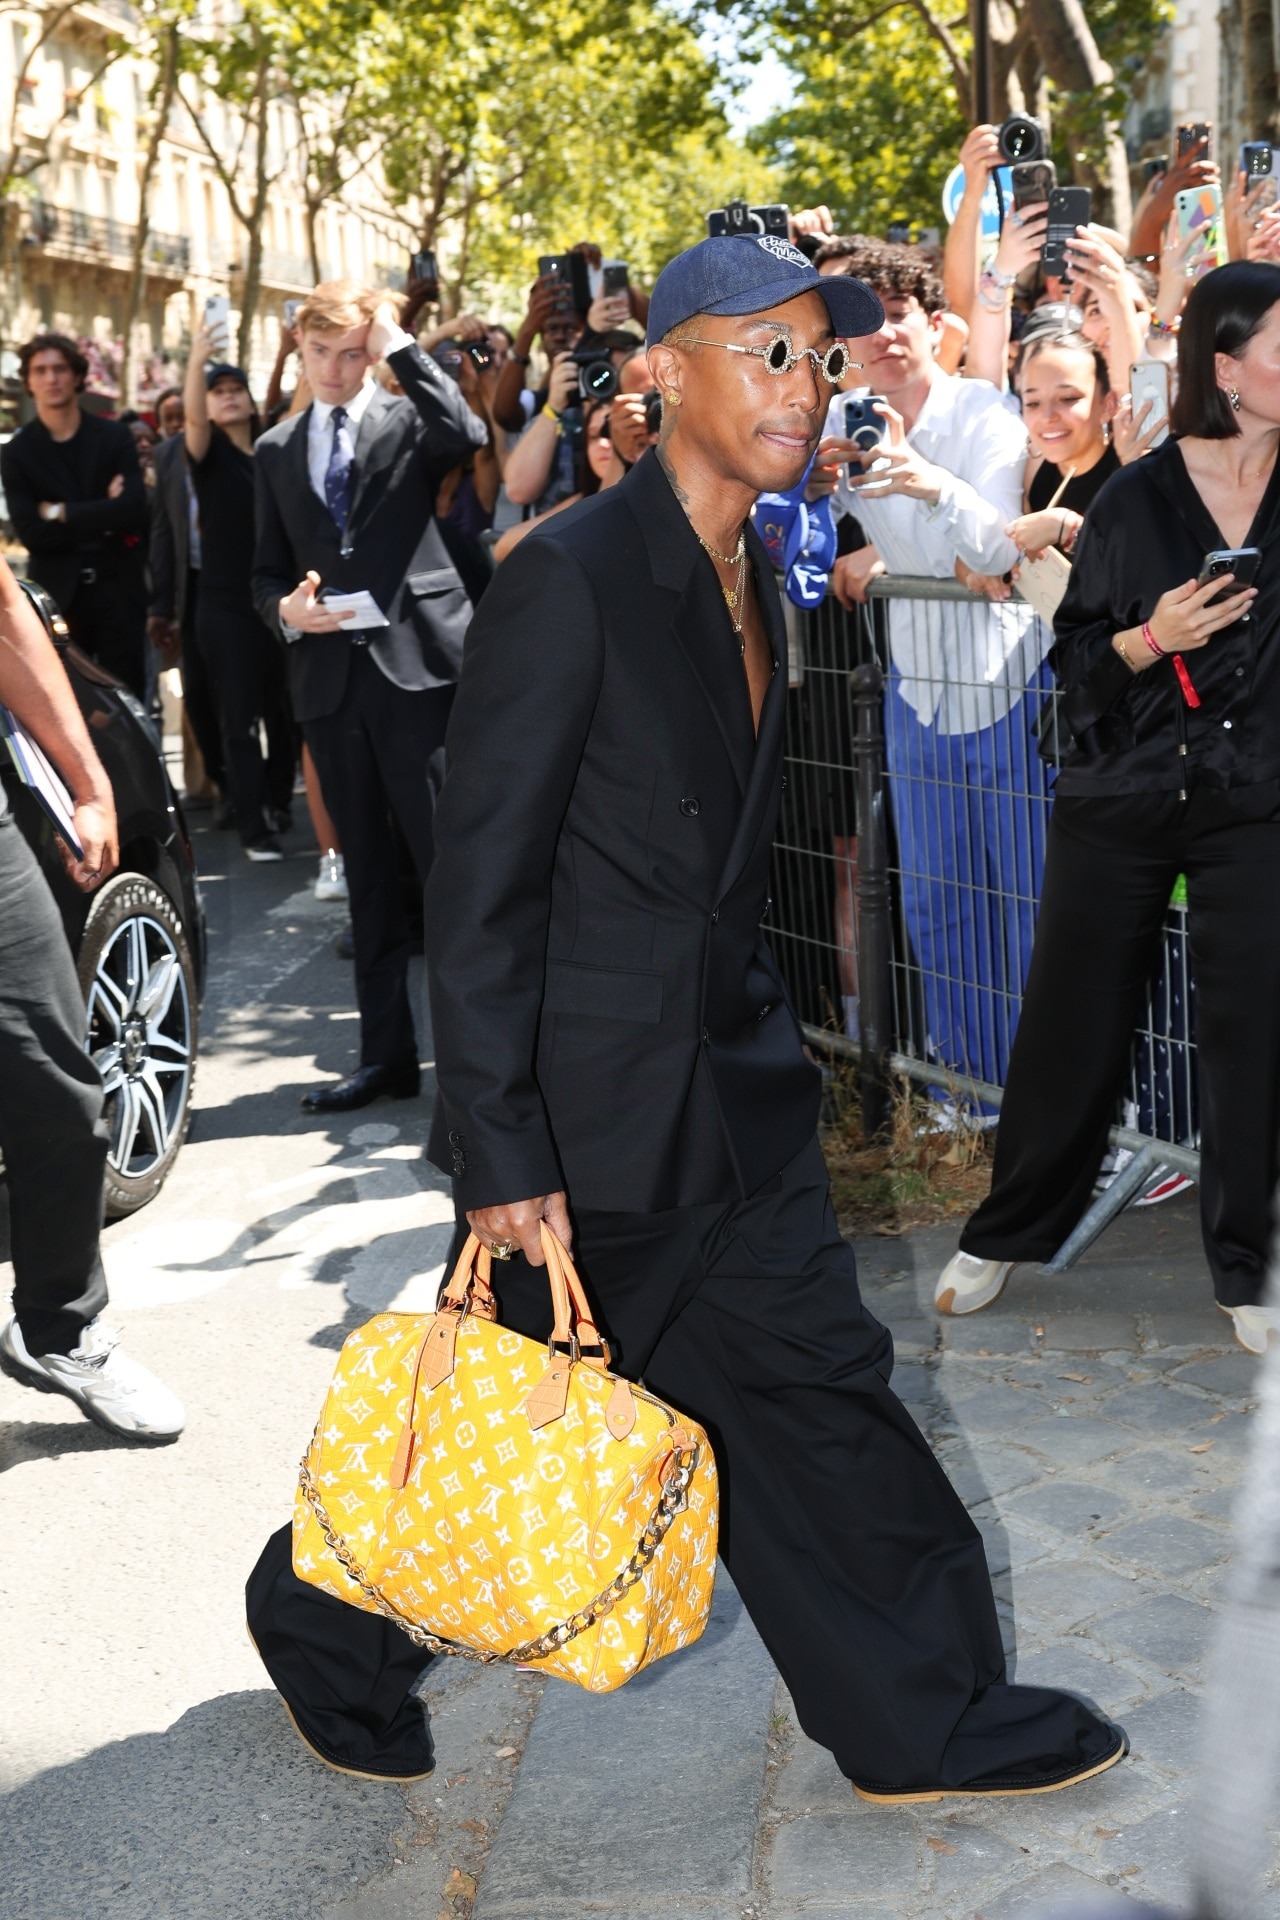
left=149, top=433, right=192, bottom=625
left=426, top=452, right=822, bottom=1215
left=251, top=342, right=487, bottom=723
left=1, top=409, right=148, bottom=612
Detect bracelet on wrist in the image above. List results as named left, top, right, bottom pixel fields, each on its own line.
left=1142, top=619, right=1166, bottom=657
left=541, top=402, right=562, bottom=427
left=1149, top=315, right=1181, bottom=336
left=1116, top=632, right=1139, bottom=670
left=976, top=287, right=1011, bottom=314
left=512, top=352, right=530, bottom=366
left=983, top=262, right=1018, bottom=289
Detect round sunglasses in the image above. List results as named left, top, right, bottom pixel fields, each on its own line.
left=681, top=333, right=857, bottom=385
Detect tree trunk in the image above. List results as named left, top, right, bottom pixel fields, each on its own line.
left=236, top=50, right=270, bottom=368
left=1239, top=0, right=1280, bottom=143
left=1024, top=0, right=1130, bottom=228
left=305, top=198, right=322, bottom=283
left=120, top=22, right=178, bottom=410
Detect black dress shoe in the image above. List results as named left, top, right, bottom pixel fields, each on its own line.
left=300, top=1063, right=420, bottom=1113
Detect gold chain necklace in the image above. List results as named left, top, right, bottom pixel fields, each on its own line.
left=694, top=529, right=748, bottom=647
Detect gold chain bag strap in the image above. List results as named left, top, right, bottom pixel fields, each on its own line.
left=292, top=1225, right=718, bottom=1692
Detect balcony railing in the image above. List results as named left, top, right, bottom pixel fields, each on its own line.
left=26, top=201, right=189, bottom=275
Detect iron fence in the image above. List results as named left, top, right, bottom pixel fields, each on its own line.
left=769, top=575, right=1200, bottom=1266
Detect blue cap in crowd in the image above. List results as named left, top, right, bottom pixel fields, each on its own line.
left=205, top=361, right=250, bottom=390
left=646, top=234, right=883, bottom=348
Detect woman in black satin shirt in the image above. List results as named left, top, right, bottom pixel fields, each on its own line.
left=937, top=262, right=1280, bottom=1355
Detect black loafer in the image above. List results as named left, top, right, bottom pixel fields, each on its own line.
left=279, top=1697, right=435, bottom=1782
left=301, top=1063, right=420, bottom=1113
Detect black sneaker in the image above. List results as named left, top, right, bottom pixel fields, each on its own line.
left=244, top=836, right=284, bottom=863
left=212, top=799, right=236, bottom=831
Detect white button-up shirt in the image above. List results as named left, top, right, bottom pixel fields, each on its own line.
left=305, top=325, right=416, bottom=503
left=828, top=371, right=1047, bottom=735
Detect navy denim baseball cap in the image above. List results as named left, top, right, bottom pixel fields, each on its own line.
left=646, top=235, right=884, bottom=347
left=205, top=361, right=250, bottom=390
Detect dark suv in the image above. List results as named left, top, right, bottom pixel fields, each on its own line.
left=1, top=581, right=206, bottom=1216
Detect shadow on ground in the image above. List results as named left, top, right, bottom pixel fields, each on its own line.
left=0, top=1690, right=406, bottom=1920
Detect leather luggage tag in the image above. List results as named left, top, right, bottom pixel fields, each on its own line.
left=525, top=1358, right=572, bottom=1430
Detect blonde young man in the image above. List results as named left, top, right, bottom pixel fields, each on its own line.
left=252, top=280, right=487, bottom=1113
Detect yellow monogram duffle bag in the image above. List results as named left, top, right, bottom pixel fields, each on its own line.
left=293, top=1224, right=718, bottom=1692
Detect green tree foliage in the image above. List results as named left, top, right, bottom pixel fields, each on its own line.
left=748, top=9, right=966, bottom=235
left=732, top=0, right=1172, bottom=240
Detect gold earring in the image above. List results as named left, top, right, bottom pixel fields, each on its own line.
left=666, top=391, right=679, bottom=404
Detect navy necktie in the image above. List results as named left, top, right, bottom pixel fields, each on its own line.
left=324, top=405, right=353, bottom=532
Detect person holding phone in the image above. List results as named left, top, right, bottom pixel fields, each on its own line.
left=936, top=262, right=1280, bottom=1356
left=183, top=327, right=296, bottom=861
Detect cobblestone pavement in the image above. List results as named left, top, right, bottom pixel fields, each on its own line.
left=2, top=820, right=1276, bottom=1919
left=746, top=1215, right=1276, bottom=1920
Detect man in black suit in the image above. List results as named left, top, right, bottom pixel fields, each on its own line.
left=148, top=395, right=227, bottom=810
left=1, top=333, right=148, bottom=694
left=246, top=239, right=1127, bottom=1802
left=252, top=281, right=487, bottom=1113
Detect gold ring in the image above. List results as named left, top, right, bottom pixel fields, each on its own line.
left=490, top=1239, right=516, bottom=1260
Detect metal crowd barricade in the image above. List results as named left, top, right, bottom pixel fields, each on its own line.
left=769, top=574, right=1200, bottom=1269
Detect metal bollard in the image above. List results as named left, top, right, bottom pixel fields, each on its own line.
left=852, top=660, right=891, bottom=1139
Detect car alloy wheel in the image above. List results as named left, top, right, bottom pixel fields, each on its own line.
left=77, top=874, right=198, bottom=1217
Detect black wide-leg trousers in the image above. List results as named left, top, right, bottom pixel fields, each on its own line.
left=303, top=651, right=453, bottom=1071
left=248, top=1138, right=1113, bottom=1790
left=962, top=787, right=1280, bottom=1306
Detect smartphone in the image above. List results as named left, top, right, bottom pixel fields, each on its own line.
left=1011, top=159, right=1057, bottom=212
left=601, top=263, right=629, bottom=297
left=1129, top=361, right=1170, bottom=448
left=886, top=221, right=911, bottom=245
left=537, top=252, right=573, bottom=314
left=1240, top=142, right=1279, bottom=212
left=204, top=294, right=230, bottom=350
left=1197, top=546, right=1262, bottom=609
left=408, top=248, right=438, bottom=290
left=842, top=392, right=888, bottom=453
left=282, top=298, right=300, bottom=328
left=1175, top=121, right=1212, bottom=161
left=1175, top=185, right=1225, bottom=274
left=538, top=251, right=591, bottom=313
left=1144, top=155, right=1169, bottom=183
left=1041, top=187, right=1092, bottom=278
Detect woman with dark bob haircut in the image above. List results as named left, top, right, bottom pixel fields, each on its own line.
left=935, top=260, right=1280, bottom=1355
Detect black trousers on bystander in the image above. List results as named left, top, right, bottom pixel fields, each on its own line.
left=962, top=786, right=1280, bottom=1306
left=302, top=650, right=453, bottom=1069
left=248, top=1137, right=1116, bottom=1791
left=0, top=808, right=108, bottom=1355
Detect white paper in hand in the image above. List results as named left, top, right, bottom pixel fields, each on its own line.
left=321, top=590, right=390, bottom=630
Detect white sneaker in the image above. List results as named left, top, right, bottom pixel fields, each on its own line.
left=935, top=1251, right=1014, bottom=1317
left=0, top=1315, right=185, bottom=1440
left=1220, top=1302, right=1280, bottom=1356
left=315, top=849, right=348, bottom=902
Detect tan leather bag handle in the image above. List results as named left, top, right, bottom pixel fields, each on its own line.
left=438, top=1226, right=609, bottom=1365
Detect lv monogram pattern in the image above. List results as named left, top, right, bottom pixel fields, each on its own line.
left=293, top=1312, right=719, bottom=1692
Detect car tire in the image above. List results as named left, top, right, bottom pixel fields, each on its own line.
left=76, top=872, right=198, bottom=1219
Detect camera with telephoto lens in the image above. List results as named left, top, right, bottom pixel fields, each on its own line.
left=998, top=113, right=1046, bottom=164
left=569, top=345, right=620, bottom=403
left=644, top=389, right=663, bottom=437
left=706, top=198, right=790, bottom=239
